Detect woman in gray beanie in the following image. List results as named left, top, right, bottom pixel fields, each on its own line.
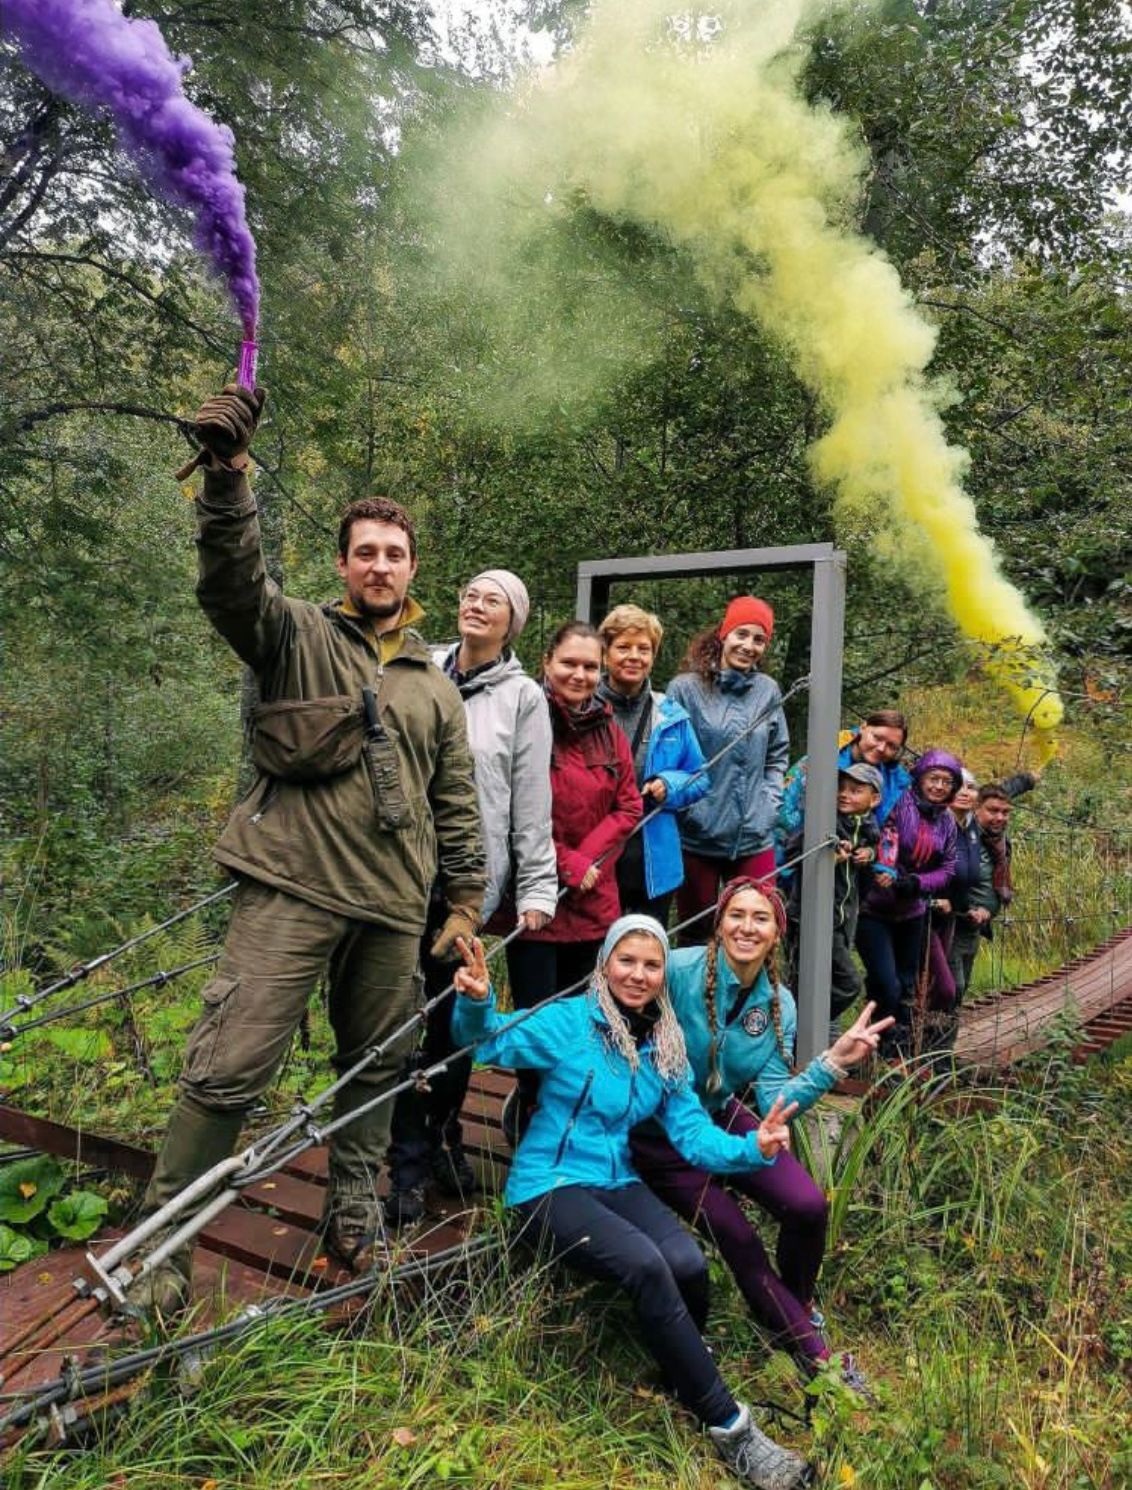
left=385, top=569, right=558, bottom=1225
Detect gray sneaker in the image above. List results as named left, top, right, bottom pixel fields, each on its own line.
left=708, top=1404, right=813, bottom=1490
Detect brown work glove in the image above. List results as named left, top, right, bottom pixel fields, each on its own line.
left=175, top=384, right=266, bottom=480
left=429, top=903, right=481, bottom=964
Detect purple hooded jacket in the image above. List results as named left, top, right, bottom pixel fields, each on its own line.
left=863, top=749, right=962, bottom=923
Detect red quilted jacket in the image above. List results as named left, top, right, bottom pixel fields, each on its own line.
left=523, top=688, right=642, bottom=943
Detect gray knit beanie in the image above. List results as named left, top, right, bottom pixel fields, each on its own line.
left=466, top=569, right=530, bottom=642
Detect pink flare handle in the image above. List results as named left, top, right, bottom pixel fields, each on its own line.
left=237, top=337, right=258, bottom=390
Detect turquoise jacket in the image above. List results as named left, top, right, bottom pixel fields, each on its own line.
left=452, top=988, right=774, bottom=1206
left=666, top=946, right=841, bottom=1116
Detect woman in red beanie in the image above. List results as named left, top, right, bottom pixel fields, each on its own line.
left=666, top=597, right=788, bottom=942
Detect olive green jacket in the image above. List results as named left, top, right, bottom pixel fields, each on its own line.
left=196, top=467, right=484, bottom=933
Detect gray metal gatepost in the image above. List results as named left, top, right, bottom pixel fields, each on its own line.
left=576, top=543, right=846, bottom=1066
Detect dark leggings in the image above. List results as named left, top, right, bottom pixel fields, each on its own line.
left=514, top=1182, right=736, bottom=1427
left=855, top=912, right=926, bottom=1045
left=631, top=1099, right=830, bottom=1363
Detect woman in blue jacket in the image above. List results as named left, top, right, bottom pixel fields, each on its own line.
left=597, top=603, right=709, bottom=926
left=452, top=916, right=813, bottom=1490
left=632, top=878, right=891, bottom=1388
left=667, top=596, right=789, bottom=941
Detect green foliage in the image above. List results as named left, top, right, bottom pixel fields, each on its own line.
left=0, top=1222, right=47, bottom=1272
left=2, top=1057, right=1131, bottom=1486
left=46, top=1189, right=108, bottom=1242
left=0, top=1156, right=66, bottom=1224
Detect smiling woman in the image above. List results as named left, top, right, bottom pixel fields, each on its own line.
left=667, top=597, right=789, bottom=941
left=502, top=621, right=643, bottom=1137
left=449, top=918, right=813, bottom=1490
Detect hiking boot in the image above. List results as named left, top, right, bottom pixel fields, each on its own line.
left=708, top=1404, right=813, bottom=1490
left=322, top=1195, right=387, bottom=1273
left=382, top=1182, right=426, bottom=1231
left=128, top=1237, right=193, bottom=1319
left=431, top=1138, right=477, bottom=1198
left=807, top=1307, right=828, bottom=1348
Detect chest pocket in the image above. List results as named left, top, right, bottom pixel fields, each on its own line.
left=251, top=697, right=364, bottom=781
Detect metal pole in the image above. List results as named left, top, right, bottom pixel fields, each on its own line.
left=795, top=552, right=846, bottom=1064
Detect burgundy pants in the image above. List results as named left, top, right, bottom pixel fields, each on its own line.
left=631, top=1097, right=829, bottom=1362
left=676, top=848, right=777, bottom=944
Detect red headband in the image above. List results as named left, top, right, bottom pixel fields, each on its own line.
left=713, top=876, right=787, bottom=937
left=719, top=595, right=774, bottom=642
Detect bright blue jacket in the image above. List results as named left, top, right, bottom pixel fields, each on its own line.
left=639, top=693, right=710, bottom=897
left=666, top=946, right=840, bottom=1117
left=666, top=670, right=789, bottom=857
left=452, top=988, right=773, bottom=1206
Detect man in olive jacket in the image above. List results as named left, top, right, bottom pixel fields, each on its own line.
left=144, top=385, right=485, bottom=1309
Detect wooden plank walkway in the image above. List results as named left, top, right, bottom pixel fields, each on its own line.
left=4, top=930, right=1132, bottom=1444
left=956, top=927, right=1132, bottom=1066
left=0, top=1069, right=515, bottom=1436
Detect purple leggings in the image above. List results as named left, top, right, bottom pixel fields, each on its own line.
left=631, top=1097, right=830, bottom=1362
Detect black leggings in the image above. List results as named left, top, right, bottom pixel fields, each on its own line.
left=514, top=1182, right=736, bottom=1427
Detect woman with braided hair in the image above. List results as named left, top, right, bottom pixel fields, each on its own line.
left=631, top=879, right=891, bottom=1390
left=452, top=916, right=814, bottom=1490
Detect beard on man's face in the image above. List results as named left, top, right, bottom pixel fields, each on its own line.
left=350, top=584, right=404, bottom=620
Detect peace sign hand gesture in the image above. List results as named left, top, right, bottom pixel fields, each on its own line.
left=828, top=1001, right=895, bottom=1069
left=756, top=1094, right=799, bottom=1160
left=453, top=936, right=490, bottom=1002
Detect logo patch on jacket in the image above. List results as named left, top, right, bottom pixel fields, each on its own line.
left=742, top=1008, right=769, bottom=1037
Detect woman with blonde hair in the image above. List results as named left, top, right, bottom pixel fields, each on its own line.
left=452, top=916, right=813, bottom=1490
left=597, top=602, right=709, bottom=926
left=631, top=878, right=890, bottom=1390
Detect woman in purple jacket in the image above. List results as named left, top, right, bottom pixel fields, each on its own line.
left=855, top=749, right=962, bottom=1057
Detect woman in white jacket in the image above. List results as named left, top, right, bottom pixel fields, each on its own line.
left=385, top=569, right=557, bottom=1224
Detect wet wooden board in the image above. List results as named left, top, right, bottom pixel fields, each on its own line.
left=957, top=928, right=1132, bottom=1065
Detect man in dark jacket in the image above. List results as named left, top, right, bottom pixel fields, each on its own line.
left=948, top=781, right=1025, bottom=1002
left=142, top=386, right=485, bottom=1310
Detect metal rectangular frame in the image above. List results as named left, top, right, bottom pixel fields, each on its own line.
left=576, top=543, right=846, bottom=1065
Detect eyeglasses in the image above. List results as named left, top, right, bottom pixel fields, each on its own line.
left=460, top=588, right=509, bottom=613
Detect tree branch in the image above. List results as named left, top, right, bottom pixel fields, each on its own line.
left=5, top=249, right=228, bottom=350
left=6, top=401, right=196, bottom=439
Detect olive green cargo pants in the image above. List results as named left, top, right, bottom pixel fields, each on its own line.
left=146, top=878, right=422, bottom=1224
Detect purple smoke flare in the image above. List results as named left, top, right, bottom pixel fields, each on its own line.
left=3, top=0, right=259, bottom=334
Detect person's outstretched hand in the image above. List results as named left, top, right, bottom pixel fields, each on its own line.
left=829, top=1001, right=895, bottom=1069
left=453, top=936, right=490, bottom=1001
left=756, top=1094, right=799, bottom=1160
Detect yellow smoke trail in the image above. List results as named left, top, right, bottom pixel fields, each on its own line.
left=430, top=0, right=1063, bottom=730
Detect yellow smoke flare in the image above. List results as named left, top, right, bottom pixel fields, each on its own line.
left=430, top=0, right=1062, bottom=730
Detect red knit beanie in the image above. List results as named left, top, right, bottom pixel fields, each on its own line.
left=718, top=595, right=774, bottom=641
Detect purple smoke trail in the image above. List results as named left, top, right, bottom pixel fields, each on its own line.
left=3, top=0, right=260, bottom=343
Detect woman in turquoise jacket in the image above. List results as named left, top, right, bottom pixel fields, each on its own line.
left=452, top=915, right=813, bottom=1490
left=631, top=879, right=890, bottom=1388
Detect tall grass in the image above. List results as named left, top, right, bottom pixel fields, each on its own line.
left=6, top=1052, right=1131, bottom=1490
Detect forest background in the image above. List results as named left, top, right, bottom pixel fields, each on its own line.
left=3, top=4, right=1132, bottom=1486
left=2, top=0, right=1131, bottom=961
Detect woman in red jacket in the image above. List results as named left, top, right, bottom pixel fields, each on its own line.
left=505, top=620, right=642, bottom=1137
